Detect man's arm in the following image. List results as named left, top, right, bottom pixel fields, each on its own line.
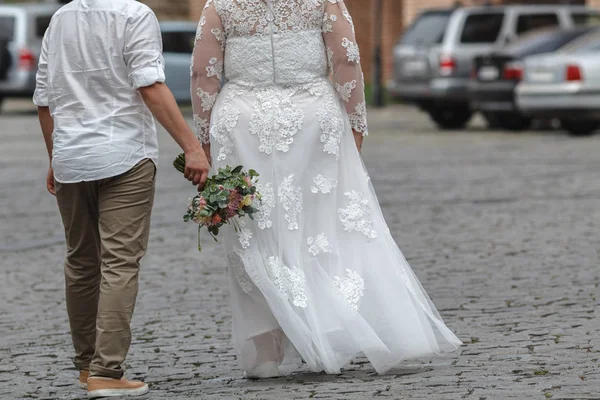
left=37, top=106, right=55, bottom=195
left=138, top=83, right=209, bottom=187
left=124, top=10, right=209, bottom=188
left=33, top=25, right=55, bottom=195
left=38, top=107, right=53, bottom=160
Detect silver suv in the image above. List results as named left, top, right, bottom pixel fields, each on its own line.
left=0, top=3, right=60, bottom=112
left=389, top=5, right=600, bottom=130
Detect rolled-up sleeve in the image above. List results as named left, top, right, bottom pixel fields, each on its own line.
left=124, top=10, right=165, bottom=89
left=33, top=27, right=50, bottom=106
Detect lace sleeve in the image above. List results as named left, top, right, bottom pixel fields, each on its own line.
left=191, top=0, right=225, bottom=144
left=322, top=0, right=368, bottom=136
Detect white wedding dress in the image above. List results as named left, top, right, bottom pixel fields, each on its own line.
left=191, top=0, right=462, bottom=376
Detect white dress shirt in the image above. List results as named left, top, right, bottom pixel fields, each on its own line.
left=33, top=0, right=165, bottom=183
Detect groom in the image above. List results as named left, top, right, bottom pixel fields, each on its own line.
left=33, top=0, right=209, bottom=397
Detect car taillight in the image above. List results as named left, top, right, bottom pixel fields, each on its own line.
left=19, top=49, right=36, bottom=71
left=566, top=64, right=582, bottom=81
left=439, top=55, right=456, bottom=76
left=502, top=62, right=523, bottom=81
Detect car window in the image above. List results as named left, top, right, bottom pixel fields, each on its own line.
left=516, top=13, right=560, bottom=35
left=504, top=29, right=592, bottom=57
left=0, top=16, right=16, bottom=42
left=460, top=13, right=505, bottom=44
left=571, top=12, right=600, bottom=26
left=36, top=16, right=52, bottom=38
left=560, top=31, right=600, bottom=53
left=401, top=12, right=451, bottom=46
left=162, top=31, right=195, bottom=54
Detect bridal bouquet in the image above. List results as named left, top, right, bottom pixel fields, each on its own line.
left=174, top=154, right=261, bottom=251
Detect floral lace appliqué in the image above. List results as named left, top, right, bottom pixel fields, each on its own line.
left=236, top=218, right=253, bottom=249
left=193, top=114, right=210, bottom=144
left=228, top=251, right=253, bottom=294
left=278, top=175, right=303, bottom=231
left=333, top=269, right=364, bottom=311
left=195, top=15, right=206, bottom=42
left=342, top=38, right=360, bottom=63
left=307, top=233, right=332, bottom=256
left=311, top=174, right=337, bottom=194
left=338, top=190, right=377, bottom=240
left=206, top=57, right=224, bottom=80
left=210, top=96, right=241, bottom=161
left=342, top=10, right=355, bottom=34
left=267, top=256, right=308, bottom=308
left=326, top=47, right=334, bottom=75
left=317, top=91, right=345, bottom=157
left=196, top=88, right=218, bottom=112
left=335, top=80, right=357, bottom=103
left=322, top=13, right=337, bottom=33
left=256, top=182, right=274, bottom=230
left=349, top=101, right=368, bottom=136
left=249, top=88, right=304, bottom=154
left=211, top=28, right=226, bottom=51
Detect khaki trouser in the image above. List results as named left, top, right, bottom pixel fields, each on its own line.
left=55, top=159, right=156, bottom=378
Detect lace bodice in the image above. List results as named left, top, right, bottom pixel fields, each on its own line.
left=191, top=0, right=368, bottom=144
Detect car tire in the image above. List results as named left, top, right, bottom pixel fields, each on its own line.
left=560, top=119, right=599, bottom=136
left=482, top=112, right=502, bottom=130
left=498, top=113, right=532, bottom=132
left=428, top=106, right=472, bottom=130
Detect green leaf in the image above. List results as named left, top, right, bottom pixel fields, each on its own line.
left=231, top=165, right=243, bottom=174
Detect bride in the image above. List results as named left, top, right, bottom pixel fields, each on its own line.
left=191, top=0, right=462, bottom=378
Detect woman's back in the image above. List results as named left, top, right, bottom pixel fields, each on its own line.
left=208, top=0, right=331, bottom=87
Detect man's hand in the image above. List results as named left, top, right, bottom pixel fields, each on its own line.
left=46, top=166, right=56, bottom=196
left=138, top=83, right=211, bottom=189
left=184, top=149, right=210, bottom=190
left=353, top=130, right=363, bottom=153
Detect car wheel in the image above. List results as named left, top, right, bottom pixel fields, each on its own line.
left=560, top=119, right=599, bottom=136
left=482, top=112, right=502, bottom=129
left=498, top=113, right=532, bottom=131
left=428, top=106, right=473, bottom=130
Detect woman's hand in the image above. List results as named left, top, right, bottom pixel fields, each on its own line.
left=202, top=143, right=212, bottom=167
left=353, top=130, right=363, bottom=153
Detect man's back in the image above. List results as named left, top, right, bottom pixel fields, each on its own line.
left=34, top=0, right=165, bottom=183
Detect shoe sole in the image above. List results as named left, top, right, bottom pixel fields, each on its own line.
left=88, top=384, right=149, bottom=398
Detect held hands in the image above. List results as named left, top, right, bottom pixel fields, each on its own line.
left=353, top=129, right=363, bottom=153
left=184, top=147, right=211, bottom=190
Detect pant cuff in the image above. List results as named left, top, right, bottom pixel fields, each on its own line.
left=73, top=358, right=92, bottom=372
left=89, top=364, right=124, bottom=379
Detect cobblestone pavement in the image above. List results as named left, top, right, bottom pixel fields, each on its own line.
left=0, top=101, right=599, bottom=400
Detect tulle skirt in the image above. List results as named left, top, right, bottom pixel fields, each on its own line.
left=209, top=79, right=462, bottom=374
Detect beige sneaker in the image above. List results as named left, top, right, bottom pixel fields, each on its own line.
left=87, top=377, right=149, bottom=398
left=79, top=370, right=90, bottom=389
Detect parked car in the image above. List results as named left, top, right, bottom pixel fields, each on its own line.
left=0, top=3, right=60, bottom=111
left=516, top=29, right=600, bottom=136
left=469, top=26, right=595, bottom=131
left=160, top=21, right=196, bottom=103
left=389, top=4, right=600, bottom=130
left=0, top=4, right=196, bottom=111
